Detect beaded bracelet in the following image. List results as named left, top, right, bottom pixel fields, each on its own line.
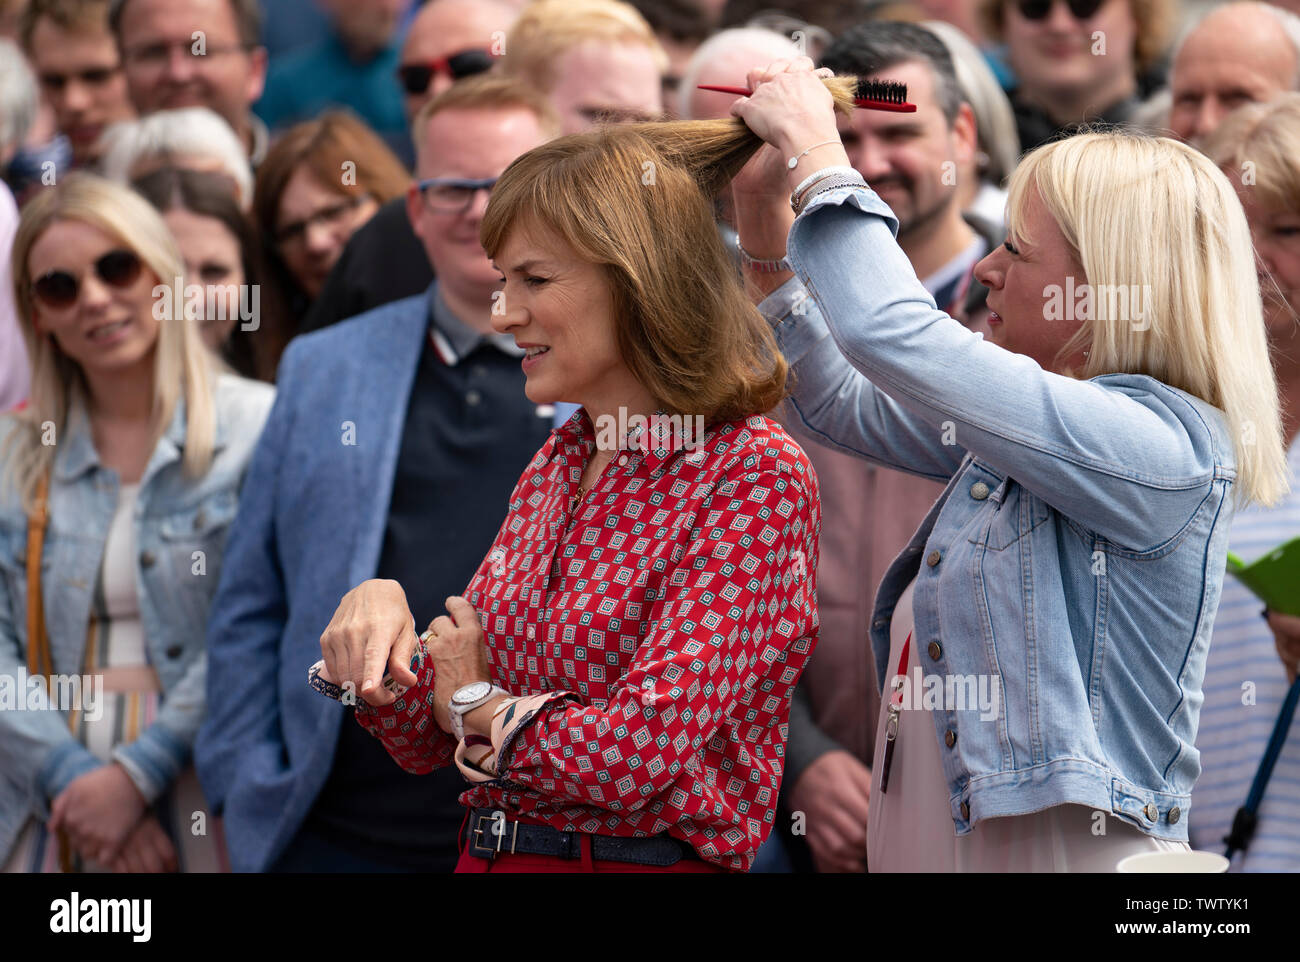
left=790, top=165, right=857, bottom=204
left=792, top=172, right=867, bottom=216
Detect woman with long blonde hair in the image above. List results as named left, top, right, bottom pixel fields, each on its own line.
left=729, top=58, right=1285, bottom=871
left=0, top=173, right=273, bottom=872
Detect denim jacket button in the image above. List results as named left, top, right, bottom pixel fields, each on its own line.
left=139, top=550, right=156, bottom=568
left=970, top=481, right=990, bottom=501
left=165, top=644, right=183, bottom=659
left=945, top=729, right=957, bottom=748
left=928, top=641, right=943, bottom=661
left=959, top=801, right=970, bottom=820
left=1167, top=806, right=1181, bottom=824
left=1144, top=802, right=1158, bottom=821
left=926, top=550, right=942, bottom=567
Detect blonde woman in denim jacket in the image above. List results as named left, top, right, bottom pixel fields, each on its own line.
left=0, top=173, right=273, bottom=872
left=730, top=60, right=1287, bottom=870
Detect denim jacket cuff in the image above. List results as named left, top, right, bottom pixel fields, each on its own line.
left=757, top=276, right=831, bottom=369
left=111, top=723, right=189, bottom=804
left=790, top=182, right=900, bottom=253
left=35, top=739, right=102, bottom=818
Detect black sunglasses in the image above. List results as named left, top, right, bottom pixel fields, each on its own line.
left=31, top=249, right=142, bottom=309
left=397, top=49, right=494, bottom=95
left=1015, top=0, right=1105, bottom=19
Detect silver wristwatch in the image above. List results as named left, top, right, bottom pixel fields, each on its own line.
left=449, top=682, right=507, bottom=741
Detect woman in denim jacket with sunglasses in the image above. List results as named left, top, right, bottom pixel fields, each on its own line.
left=0, top=174, right=272, bottom=872
left=731, top=60, right=1287, bottom=870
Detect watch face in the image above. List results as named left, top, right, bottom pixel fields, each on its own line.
left=453, top=681, right=492, bottom=706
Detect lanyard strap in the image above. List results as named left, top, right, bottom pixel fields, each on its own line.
left=891, top=634, right=911, bottom=708
left=1224, top=675, right=1300, bottom=859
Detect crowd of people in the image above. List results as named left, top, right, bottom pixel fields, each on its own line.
left=0, top=0, right=1298, bottom=874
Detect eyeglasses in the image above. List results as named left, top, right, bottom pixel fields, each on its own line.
left=31, top=249, right=143, bottom=309
left=124, top=39, right=250, bottom=69
left=1015, top=0, right=1106, bottom=20
left=397, top=50, right=494, bottom=95
left=417, top=176, right=497, bottom=214
left=39, top=65, right=123, bottom=92
left=274, top=195, right=368, bottom=248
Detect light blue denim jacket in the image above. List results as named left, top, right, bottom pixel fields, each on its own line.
left=761, top=184, right=1238, bottom=840
left=0, top=373, right=273, bottom=861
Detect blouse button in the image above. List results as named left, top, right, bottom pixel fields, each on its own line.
left=526, top=625, right=536, bottom=640
left=618, top=455, right=628, bottom=465
left=970, top=481, right=990, bottom=501
left=928, top=641, right=943, bottom=661
left=926, top=550, right=941, bottom=567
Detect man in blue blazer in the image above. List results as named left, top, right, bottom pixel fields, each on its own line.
left=195, top=77, right=558, bottom=871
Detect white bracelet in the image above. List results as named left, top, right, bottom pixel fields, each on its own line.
left=737, top=240, right=790, bottom=273
left=786, top=139, right=840, bottom=170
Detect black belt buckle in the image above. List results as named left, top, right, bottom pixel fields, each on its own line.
left=469, top=810, right=518, bottom=859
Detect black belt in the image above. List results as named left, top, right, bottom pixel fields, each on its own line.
left=463, top=808, right=700, bottom=866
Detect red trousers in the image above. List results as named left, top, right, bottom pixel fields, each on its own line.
left=454, top=815, right=727, bottom=873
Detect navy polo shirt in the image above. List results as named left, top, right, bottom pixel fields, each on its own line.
left=305, top=284, right=554, bottom=870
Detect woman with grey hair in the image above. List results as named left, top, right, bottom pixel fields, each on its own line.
left=97, top=107, right=253, bottom=208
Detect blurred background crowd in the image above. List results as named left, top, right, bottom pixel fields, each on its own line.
left=0, top=0, right=1298, bottom=873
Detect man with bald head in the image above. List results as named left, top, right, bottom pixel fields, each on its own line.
left=1169, top=1, right=1300, bottom=143
left=398, top=0, right=516, bottom=123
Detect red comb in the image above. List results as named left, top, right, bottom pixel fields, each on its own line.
left=697, top=81, right=916, bottom=113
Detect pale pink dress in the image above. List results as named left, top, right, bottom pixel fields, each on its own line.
left=866, top=579, right=1189, bottom=872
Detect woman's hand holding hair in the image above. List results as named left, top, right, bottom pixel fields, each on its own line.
left=319, top=579, right=421, bottom=707
left=729, top=58, right=851, bottom=196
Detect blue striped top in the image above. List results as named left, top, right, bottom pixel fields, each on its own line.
left=1189, top=437, right=1300, bottom=870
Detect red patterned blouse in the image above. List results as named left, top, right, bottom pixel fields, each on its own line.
left=353, top=411, right=820, bottom=871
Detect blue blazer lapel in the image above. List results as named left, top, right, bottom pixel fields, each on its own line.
left=345, top=300, right=430, bottom=589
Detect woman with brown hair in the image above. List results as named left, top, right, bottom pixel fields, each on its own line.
left=132, top=166, right=281, bottom=382
left=307, top=113, right=826, bottom=872
left=253, top=110, right=409, bottom=338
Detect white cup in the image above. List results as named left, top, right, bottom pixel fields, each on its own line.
left=1116, top=850, right=1229, bottom=873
